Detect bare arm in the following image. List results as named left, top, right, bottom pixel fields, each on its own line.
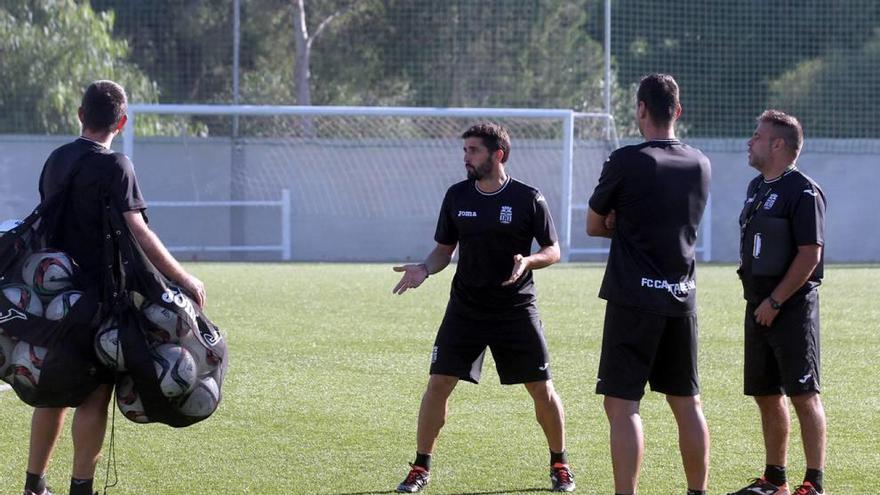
left=586, top=207, right=615, bottom=238
left=392, top=242, right=457, bottom=295
left=124, top=210, right=206, bottom=307
left=753, top=244, right=822, bottom=326
left=502, top=242, right=560, bottom=286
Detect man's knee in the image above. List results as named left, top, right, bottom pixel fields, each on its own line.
left=77, top=385, right=113, bottom=413
left=424, top=374, right=458, bottom=399
left=524, top=379, right=557, bottom=402
left=604, top=395, right=639, bottom=419
left=789, top=391, right=822, bottom=412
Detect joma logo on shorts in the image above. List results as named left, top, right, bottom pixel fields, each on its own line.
left=458, top=210, right=477, bottom=217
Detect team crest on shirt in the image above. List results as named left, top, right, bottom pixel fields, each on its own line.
left=763, top=193, right=778, bottom=209
left=499, top=206, right=513, bottom=224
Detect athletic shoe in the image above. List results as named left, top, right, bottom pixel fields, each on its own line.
left=23, top=489, right=54, bottom=495
left=396, top=463, right=430, bottom=493
left=550, top=463, right=576, bottom=492
left=726, top=477, right=790, bottom=495
left=793, top=482, right=824, bottom=495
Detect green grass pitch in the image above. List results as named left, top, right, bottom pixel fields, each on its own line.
left=1, top=263, right=877, bottom=494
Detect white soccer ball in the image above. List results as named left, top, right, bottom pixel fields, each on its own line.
left=2, top=284, right=44, bottom=317
left=94, top=319, right=125, bottom=372
left=0, top=333, right=17, bottom=380
left=10, top=341, right=48, bottom=390
left=44, top=291, right=83, bottom=321
left=21, top=250, right=76, bottom=297
left=152, top=343, right=197, bottom=398
left=116, top=375, right=149, bottom=424
left=180, top=329, right=222, bottom=376
left=177, top=376, right=220, bottom=418
left=143, top=303, right=194, bottom=343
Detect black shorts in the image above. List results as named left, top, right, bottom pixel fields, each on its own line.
left=429, top=309, right=551, bottom=385
left=596, top=302, right=700, bottom=401
left=744, top=289, right=820, bottom=396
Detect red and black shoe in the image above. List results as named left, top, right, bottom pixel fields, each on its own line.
left=396, top=463, right=430, bottom=493
left=793, top=481, right=824, bottom=495
left=550, top=463, right=576, bottom=492
left=727, top=477, right=790, bottom=495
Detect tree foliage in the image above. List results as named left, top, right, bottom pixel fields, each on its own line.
left=609, top=0, right=880, bottom=136
left=0, top=0, right=164, bottom=134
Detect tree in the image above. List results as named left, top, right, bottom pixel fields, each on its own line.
left=769, top=29, right=880, bottom=138
left=0, top=0, right=163, bottom=134
left=292, top=0, right=370, bottom=106
left=608, top=0, right=880, bottom=136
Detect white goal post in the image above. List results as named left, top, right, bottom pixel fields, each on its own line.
left=122, top=104, right=709, bottom=262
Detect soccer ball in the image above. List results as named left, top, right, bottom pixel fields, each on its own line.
left=143, top=303, right=193, bottom=343
left=180, top=329, right=222, bottom=375
left=94, top=319, right=125, bottom=372
left=10, top=341, right=48, bottom=390
left=177, top=376, right=220, bottom=418
left=152, top=343, right=197, bottom=398
left=44, top=291, right=83, bottom=321
left=0, top=333, right=17, bottom=380
left=116, top=375, right=149, bottom=424
left=2, top=284, right=44, bottom=316
left=21, top=250, right=76, bottom=297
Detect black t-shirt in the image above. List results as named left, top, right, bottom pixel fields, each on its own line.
left=589, top=139, right=711, bottom=316
left=39, top=138, right=146, bottom=285
left=738, top=168, right=825, bottom=303
left=435, top=177, right=557, bottom=320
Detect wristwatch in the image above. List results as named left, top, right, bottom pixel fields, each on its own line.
left=768, top=296, right=782, bottom=310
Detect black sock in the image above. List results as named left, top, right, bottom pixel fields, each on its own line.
left=69, top=477, right=94, bottom=495
left=25, top=472, right=47, bottom=493
left=414, top=452, right=431, bottom=471
left=764, top=464, right=787, bottom=487
left=804, top=468, right=824, bottom=492
left=686, top=490, right=706, bottom=495
left=550, top=449, right=568, bottom=466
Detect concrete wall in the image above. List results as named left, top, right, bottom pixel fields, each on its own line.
left=1, top=135, right=877, bottom=262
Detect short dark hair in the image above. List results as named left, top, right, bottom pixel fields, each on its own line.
left=636, top=73, right=680, bottom=126
left=80, top=80, right=127, bottom=133
left=461, top=122, right=511, bottom=163
left=757, top=109, right=804, bottom=157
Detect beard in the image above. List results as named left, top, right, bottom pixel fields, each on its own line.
left=466, top=157, right=493, bottom=180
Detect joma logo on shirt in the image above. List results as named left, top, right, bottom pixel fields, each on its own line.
left=458, top=210, right=477, bottom=217
left=763, top=193, right=778, bottom=209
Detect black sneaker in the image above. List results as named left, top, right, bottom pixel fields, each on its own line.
left=550, top=463, right=576, bottom=492
left=396, top=463, right=430, bottom=493
left=727, top=477, right=790, bottom=495
left=793, top=482, right=824, bottom=495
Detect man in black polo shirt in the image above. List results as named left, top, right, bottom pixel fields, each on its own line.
left=391, top=123, right=575, bottom=493
left=726, top=111, right=827, bottom=495
left=22, top=80, right=206, bottom=495
left=587, top=73, right=711, bottom=495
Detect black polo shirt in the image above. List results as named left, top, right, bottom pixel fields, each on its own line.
left=38, top=137, right=146, bottom=285
left=589, top=139, right=711, bottom=316
left=738, top=167, right=825, bottom=303
left=435, top=177, right=557, bottom=320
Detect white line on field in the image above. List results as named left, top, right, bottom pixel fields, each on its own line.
left=0, top=384, right=11, bottom=392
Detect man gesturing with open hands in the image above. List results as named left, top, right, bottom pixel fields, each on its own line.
left=391, top=122, right=575, bottom=494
